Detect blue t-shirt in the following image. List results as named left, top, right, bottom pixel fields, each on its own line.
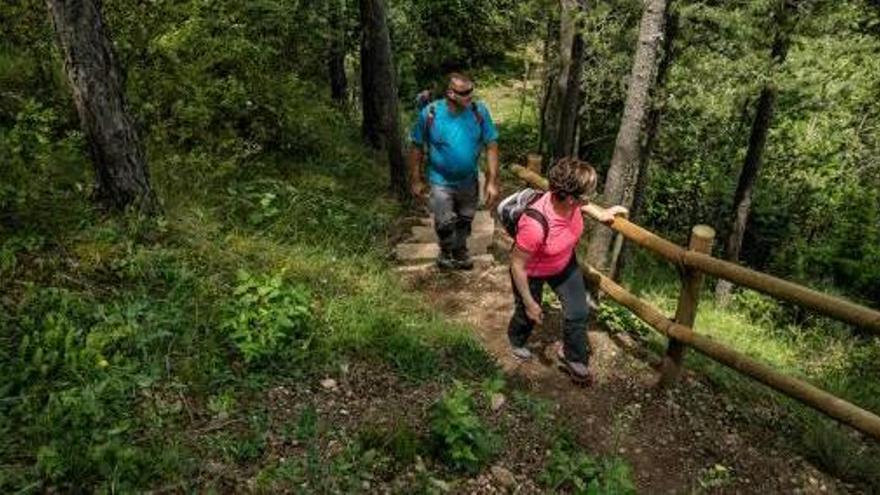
left=410, top=99, right=499, bottom=187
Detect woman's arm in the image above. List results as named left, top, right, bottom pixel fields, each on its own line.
left=582, top=203, right=629, bottom=224
left=510, top=246, right=543, bottom=324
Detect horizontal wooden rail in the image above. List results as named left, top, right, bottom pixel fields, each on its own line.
left=579, top=262, right=880, bottom=441
left=511, top=165, right=880, bottom=334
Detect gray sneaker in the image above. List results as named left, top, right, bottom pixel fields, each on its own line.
left=511, top=346, right=533, bottom=360
left=556, top=344, right=592, bottom=384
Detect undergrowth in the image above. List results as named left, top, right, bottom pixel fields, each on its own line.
left=0, top=88, right=498, bottom=491
left=615, top=249, right=880, bottom=489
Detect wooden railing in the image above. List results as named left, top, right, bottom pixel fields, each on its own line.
left=511, top=165, right=880, bottom=441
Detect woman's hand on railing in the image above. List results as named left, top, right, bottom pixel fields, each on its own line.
left=582, top=204, right=629, bottom=224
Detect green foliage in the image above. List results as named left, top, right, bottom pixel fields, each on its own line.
left=540, top=437, right=636, bottom=495
left=221, top=270, right=313, bottom=365
left=226, top=175, right=392, bottom=255
left=596, top=300, right=652, bottom=338
left=389, top=0, right=545, bottom=93
left=798, top=416, right=880, bottom=488
left=695, top=463, right=734, bottom=492
left=356, top=422, right=427, bottom=468
left=429, top=381, right=498, bottom=473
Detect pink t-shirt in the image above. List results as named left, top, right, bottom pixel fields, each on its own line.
left=515, top=191, right=583, bottom=277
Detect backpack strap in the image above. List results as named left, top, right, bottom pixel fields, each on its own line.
left=424, top=103, right=437, bottom=150
left=522, top=208, right=549, bottom=246
left=470, top=102, right=484, bottom=143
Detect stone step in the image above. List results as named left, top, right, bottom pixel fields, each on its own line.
left=472, top=210, right=494, bottom=233
left=396, top=231, right=493, bottom=261
left=393, top=254, right=495, bottom=272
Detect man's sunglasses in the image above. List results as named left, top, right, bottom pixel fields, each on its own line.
left=450, top=87, right=474, bottom=97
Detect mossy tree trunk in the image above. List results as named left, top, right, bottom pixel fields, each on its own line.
left=614, top=9, right=679, bottom=281
left=359, top=0, right=409, bottom=200
left=46, top=0, right=157, bottom=212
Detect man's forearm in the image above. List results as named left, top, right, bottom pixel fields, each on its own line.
left=486, top=143, right=499, bottom=183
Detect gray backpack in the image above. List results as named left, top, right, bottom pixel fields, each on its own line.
left=496, top=188, right=549, bottom=243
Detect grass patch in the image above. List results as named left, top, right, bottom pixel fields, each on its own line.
left=0, top=88, right=498, bottom=491
left=616, top=249, right=880, bottom=489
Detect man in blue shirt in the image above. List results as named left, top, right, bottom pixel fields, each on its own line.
left=409, top=73, right=500, bottom=270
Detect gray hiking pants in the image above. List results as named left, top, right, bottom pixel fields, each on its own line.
left=429, top=178, right=478, bottom=256
left=508, top=255, right=591, bottom=364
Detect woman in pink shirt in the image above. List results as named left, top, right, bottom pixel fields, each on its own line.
left=508, top=157, right=626, bottom=383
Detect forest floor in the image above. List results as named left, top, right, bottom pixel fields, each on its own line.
left=394, top=235, right=845, bottom=494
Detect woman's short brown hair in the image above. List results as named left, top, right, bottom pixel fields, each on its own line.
left=547, top=157, right=598, bottom=201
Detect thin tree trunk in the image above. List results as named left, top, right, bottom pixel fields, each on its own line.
left=542, top=0, right=586, bottom=164
left=537, top=14, right=556, bottom=163
left=359, top=0, right=408, bottom=199
left=587, top=0, right=667, bottom=275
left=715, top=1, right=793, bottom=305
left=328, top=0, right=348, bottom=103
left=46, top=0, right=156, bottom=212
left=714, top=86, right=778, bottom=305
left=614, top=9, right=678, bottom=281
left=555, top=25, right=584, bottom=160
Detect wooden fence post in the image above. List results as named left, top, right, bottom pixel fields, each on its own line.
left=658, top=224, right=715, bottom=387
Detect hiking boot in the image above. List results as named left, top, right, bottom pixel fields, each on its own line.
left=511, top=346, right=532, bottom=360
left=436, top=251, right=456, bottom=270
left=556, top=344, right=592, bottom=385
left=452, top=249, right=474, bottom=271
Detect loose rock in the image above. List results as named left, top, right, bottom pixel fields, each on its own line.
left=491, top=465, right=517, bottom=488
left=491, top=393, right=506, bottom=412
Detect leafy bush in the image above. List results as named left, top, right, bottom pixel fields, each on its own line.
left=221, top=270, right=313, bottom=365
left=428, top=381, right=497, bottom=473
left=596, top=300, right=652, bottom=338
left=540, top=437, right=636, bottom=495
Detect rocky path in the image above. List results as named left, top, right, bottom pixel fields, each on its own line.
left=395, top=221, right=845, bottom=494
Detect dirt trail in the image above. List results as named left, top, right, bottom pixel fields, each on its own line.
left=399, top=241, right=845, bottom=494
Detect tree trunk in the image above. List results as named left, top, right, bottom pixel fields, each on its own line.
left=359, top=0, right=408, bottom=199
left=46, top=0, right=156, bottom=212
left=614, top=9, right=678, bottom=281
left=715, top=1, right=793, bottom=305
left=328, top=0, right=348, bottom=103
left=587, top=0, right=667, bottom=275
left=542, top=0, right=586, bottom=164
left=537, top=15, right=555, bottom=164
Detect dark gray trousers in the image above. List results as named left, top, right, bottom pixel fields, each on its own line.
left=508, top=255, right=591, bottom=364
left=428, top=178, right=478, bottom=256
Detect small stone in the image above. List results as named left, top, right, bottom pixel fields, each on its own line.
left=491, top=393, right=506, bottom=412
left=340, top=409, right=349, bottom=416
left=320, top=378, right=337, bottom=390
left=491, top=466, right=516, bottom=488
